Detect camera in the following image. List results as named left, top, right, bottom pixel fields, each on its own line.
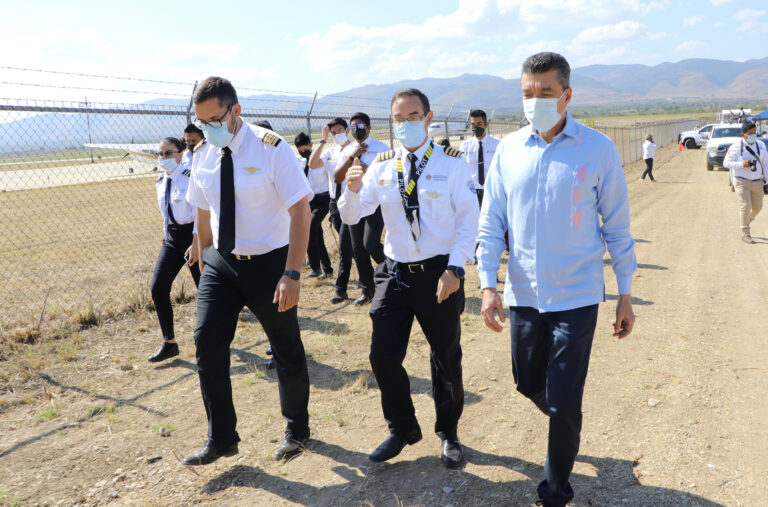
left=748, top=159, right=757, bottom=171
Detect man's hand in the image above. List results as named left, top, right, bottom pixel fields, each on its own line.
left=321, top=124, right=330, bottom=141
left=481, top=288, right=505, bottom=332
left=351, top=143, right=368, bottom=159
left=613, top=294, right=635, bottom=339
left=436, top=270, right=460, bottom=303
left=346, top=157, right=365, bottom=193
left=185, top=237, right=199, bottom=267
left=273, top=276, right=300, bottom=312
left=743, top=160, right=752, bottom=168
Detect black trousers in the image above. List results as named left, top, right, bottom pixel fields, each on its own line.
left=151, top=223, right=200, bottom=341
left=307, top=191, right=332, bottom=273
left=369, top=256, right=464, bottom=440
left=329, top=199, right=353, bottom=292
left=362, top=207, right=386, bottom=264
left=641, top=158, right=655, bottom=180
left=508, top=305, right=598, bottom=507
left=194, top=245, right=310, bottom=446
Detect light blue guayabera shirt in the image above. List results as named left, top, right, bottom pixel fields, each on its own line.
left=477, top=113, right=637, bottom=313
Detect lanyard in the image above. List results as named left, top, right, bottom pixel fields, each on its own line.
left=396, top=142, right=434, bottom=241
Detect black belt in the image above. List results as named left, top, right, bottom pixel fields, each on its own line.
left=167, top=222, right=193, bottom=232
left=736, top=177, right=763, bottom=182
left=387, top=254, right=448, bottom=274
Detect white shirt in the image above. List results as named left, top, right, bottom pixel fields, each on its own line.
left=186, top=123, right=312, bottom=255
left=340, top=137, right=391, bottom=168
left=724, top=139, right=768, bottom=181
left=156, top=165, right=196, bottom=229
left=338, top=141, right=479, bottom=266
left=311, top=144, right=345, bottom=199
left=642, top=140, right=656, bottom=160
left=459, top=134, right=500, bottom=190
left=298, top=154, right=328, bottom=194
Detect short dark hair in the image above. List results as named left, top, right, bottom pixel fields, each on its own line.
left=328, top=117, right=348, bottom=129
left=350, top=112, right=371, bottom=127
left=162, top=137, right=186, bottom=152
left=294, top=132, right=311, bottom=147
left=742, top=122, right=756, bottom=133
left=183, top=123, right=204, bottom=136
left=391, top=88, right=430, bottom=115
left=193, top=76, right=238, bottom=107
left=254, top=120, right=273, bottom=131
left=470, top=109, right=487, bottom=122
left=438, top=138, right=451, bottom=148
left=521, top=52, right=571, bottom=91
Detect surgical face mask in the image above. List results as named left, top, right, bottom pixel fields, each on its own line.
left=472, top=126, right=485, bottom=138
left=333, top=132, right=348, bottom=145
left=523, top=91, right=566, bottom=134
left=299, top=149, right=311, bottom=159
left=352, top=127, right=367, bottom=141
left=394, top=120, right=427, bottom=149
left=202, top=112, right=236, bottom=148
left=746, top=134, right=757, bottom=145
left=157, top=157, right=179, bottom=173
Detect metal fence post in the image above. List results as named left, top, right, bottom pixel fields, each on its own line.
left=388, top=117, right=394, bottom=149
left=445, top=104, right=455, bottom=140
left=186, top=81, right=197, bottom=126
left=306, top=92, right=318, bottom=138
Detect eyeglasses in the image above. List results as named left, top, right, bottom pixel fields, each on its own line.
left=393, top=116, right=425, bottom=125
left=194, top=105, right=233, bottom=129
left=351, top=123, right=366, bottom=130
left=156, top=150, right=180, bottom=157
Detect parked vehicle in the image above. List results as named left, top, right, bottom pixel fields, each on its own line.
left=706, top=125, right=743, bottom=172
left=679, top=124, right=715, bottom=149
left=428, top=122, right=469, bottom=139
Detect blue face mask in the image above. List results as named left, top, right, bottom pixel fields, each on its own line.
left=746, top=134, right=757, bottom=145
left=394, top=120, right=427, bottom=148
left=202, top=112, right=236, bottom=148
left=157, top=157, right=179, bottom=173
left=523, top=91, right=566, bottom=133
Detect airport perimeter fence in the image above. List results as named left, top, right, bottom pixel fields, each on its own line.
left=0, top=97, right=699, bottom=341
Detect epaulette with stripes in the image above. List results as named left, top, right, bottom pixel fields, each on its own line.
left=443, top=146, right=463, bottom=158
left=262, top=132, right=282, bottom=147
left=182, top=168, right=191, bottom=177
left=376, top=150, right=395, bottom=162
left=156, top=174, right=164, bottom=182
left=192, top=139, right=207, bottom=153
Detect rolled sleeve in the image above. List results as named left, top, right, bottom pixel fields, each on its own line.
left=185, top=173, right=209, bottom=211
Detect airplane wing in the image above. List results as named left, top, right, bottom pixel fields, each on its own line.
left=84, top=143, right=157, bottom=161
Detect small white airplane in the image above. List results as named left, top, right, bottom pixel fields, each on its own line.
left=84, top=143, right=160, bottom=173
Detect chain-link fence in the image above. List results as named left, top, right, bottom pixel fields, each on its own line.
left=0, top=97, right=699, bottom=341
left=592, top=119, right=700, bottom=164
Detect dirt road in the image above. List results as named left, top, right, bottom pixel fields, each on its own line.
left=0, top=144, right=766, bottom=506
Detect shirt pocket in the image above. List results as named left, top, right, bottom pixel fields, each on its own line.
left=236, top=171, right=270, bottom=208
left=418, top=184, right=451, bottom=221
left=379, top=185, right=404, bottom=223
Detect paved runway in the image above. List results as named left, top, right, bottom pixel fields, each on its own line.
left=0, top=159, right=158, bottom=191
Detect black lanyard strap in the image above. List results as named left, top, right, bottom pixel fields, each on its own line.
left=395, top=143, right=434, bottom=241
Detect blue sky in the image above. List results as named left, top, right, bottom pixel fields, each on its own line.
left=0, top=0, right=766, bottom=104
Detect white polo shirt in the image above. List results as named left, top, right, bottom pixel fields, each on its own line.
left=311, top=144, right=346, bottom=199
left=459, top=134, right=500, bottom=190
left=156, top=165, right=196, bottom=228
left=186, top=122, right=312, bottom=255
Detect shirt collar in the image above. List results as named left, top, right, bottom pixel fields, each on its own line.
left=527, top=112, right=580, bottom=143
left=226, top=119, right=248, bottom=156
left=400, top=137, right=432, bottom=162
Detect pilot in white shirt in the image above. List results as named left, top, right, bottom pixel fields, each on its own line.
left=333, top=112, right=391, bottom=304
left=182, top=76, right=312, bottom=467
left=339, top=88, right=478, bottom=469
left=148, top=136, right=200, bottom=364
left=182, top=123, right=205, bottom=172
left=459, top=109, right=500, bottom=207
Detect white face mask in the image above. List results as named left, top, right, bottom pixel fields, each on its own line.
left=333, top=132, right=348, bottom=146
left=746, top=134, right=757, bottom=145
left=523, top=91, right=566, bottom=134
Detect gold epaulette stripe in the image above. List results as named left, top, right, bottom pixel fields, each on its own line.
left=444, top=147, right=463, bottom=158
left=262, top=132, right=282, bottom=147
left=376, top=150, right=395, bottom=161
left=192, top=140, right=207, bottom=153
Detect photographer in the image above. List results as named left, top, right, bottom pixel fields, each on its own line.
left=724, top=122, right=768, bottom=244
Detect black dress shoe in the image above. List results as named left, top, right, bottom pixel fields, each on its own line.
left=265, top=344, right=273, bottom=356
left=354, top=293, right=374, bottom=305
left=265, top=357, right=275, bottom=370
left=181, top=440, right=238, bottom=466
left=320, top=269, right=334, bottom=279
left=441, top=439, right=463, bottom=469
left=148, top=341, right=179, bottom=363
left=369, top=427, right=422, bottom=462
left=330, top=290, right=347, bottom=304
left=273, top=434, right=309, bottom=460
left=307, top=270, right=322, bottom=278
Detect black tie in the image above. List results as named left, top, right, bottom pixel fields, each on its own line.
left=165, top=178, right=178, bottom=226
left=335, top=182, right=341, bottom=200
left=407, top=153, right=421, bottom=240
left=478, top=141, right=485, bottom=186
left=218, top=146, right=235, bottom=255
left=303, top=159, right=309, bottom=177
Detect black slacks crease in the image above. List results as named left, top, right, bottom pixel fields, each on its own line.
left=151, top=222, right=200, bottom=341
left=330, top=199, right=354, bottom=292
left=194, top=245, right=310, bottom=446
left=307, top=191, right=332, bottom=273
left=368, top=256, right=464, bottom=440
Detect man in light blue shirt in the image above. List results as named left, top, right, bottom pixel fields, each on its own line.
left=478, top=52, right=637, bottom=507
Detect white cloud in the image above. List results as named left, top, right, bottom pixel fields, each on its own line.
left=710, top=0, right=734, bottom=5
left=683, top=16, right=703, bottom=26
left=497, top=0, right=662, bottom=22
left=675, top=40, right=710, bottom=54
left=734, top=8, right=765, bottom=21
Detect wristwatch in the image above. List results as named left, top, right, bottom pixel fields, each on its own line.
left=446, top=265, right=465, bottom=279
left=283, top=270, right=301, bottom=281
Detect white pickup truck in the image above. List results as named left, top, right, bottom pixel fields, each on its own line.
left=679, top=124, right=715, bottom=149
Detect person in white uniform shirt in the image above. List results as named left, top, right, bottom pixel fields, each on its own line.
left=334, top=112, right=391, bottom=304
left=641, top=133, right=656, bottom=181
left=339, top=88, right=478, bottom=469
left=183, top=76, right=313, bottom=466
left=724, top=122, right=768, bottom=244
left=459, top=109, right=500, bottom=206
left=308, top=117, right=360, bottom=303
left=147, top=136, right=200, bottom=363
